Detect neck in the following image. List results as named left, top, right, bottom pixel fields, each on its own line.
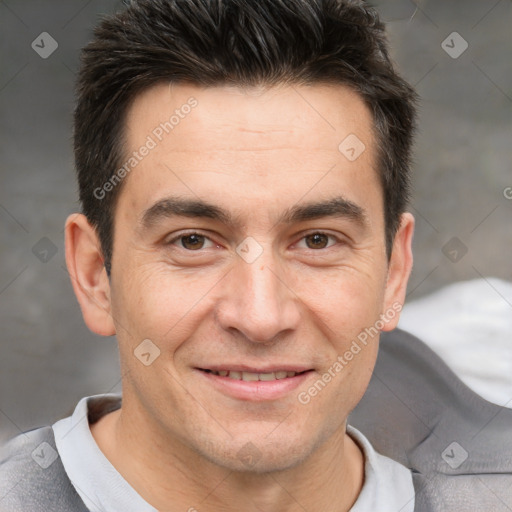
left=91, top=401, right=364, bottom=512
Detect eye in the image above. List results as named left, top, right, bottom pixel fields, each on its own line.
left=166, top=231, right=342, bottom=252
left=296, top=232, right=339, bottom=250
left=168, top=232, right=217, bottom=251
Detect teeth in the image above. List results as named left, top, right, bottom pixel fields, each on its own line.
left=210, top=370, right=298, bottom=380
left=242, top=372, right=259, bottom=381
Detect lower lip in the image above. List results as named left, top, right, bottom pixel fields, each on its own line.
left=196, top=369, right=314, bottom=401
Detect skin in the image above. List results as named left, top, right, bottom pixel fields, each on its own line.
left=65, top=82, right=414, bottom=512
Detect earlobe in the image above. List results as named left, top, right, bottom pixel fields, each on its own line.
left=64, top=213, right=116, bottom=336
left=381, top=212, right=415, bottom=331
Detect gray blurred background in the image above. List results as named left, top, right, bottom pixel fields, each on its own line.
left=1, top=0, right=511, bottom=442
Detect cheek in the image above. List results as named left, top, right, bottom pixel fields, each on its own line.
left=292, top=266, right=385, bottom=397
left=110, top=264, right=221, bottom=348
left=292, top=265, right=387, bottom=337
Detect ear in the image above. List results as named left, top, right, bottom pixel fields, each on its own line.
left=381, top=212, right=415, bottom=331
left=64, top=213, right=116, bottom=336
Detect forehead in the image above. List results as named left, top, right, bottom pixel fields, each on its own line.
left=124, top=81, right=374, bottom=150
left=117, top=81, right=380, bottom=223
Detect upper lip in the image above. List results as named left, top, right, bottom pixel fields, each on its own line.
left=197, top=365, right=313, bottom=373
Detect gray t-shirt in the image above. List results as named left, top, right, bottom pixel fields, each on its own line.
left=52, top=394, right=415, bottom=512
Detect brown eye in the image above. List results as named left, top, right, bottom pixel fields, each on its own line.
left=167, top=231, right=217, bottom=252
left=304, top=233, right=330, bottom=249
left=180, top=233, right=206, bottom=250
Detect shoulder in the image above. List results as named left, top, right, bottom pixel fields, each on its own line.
left=0, top=427, right=88, bottom=512
left=351, top=328, right=512, bottom=511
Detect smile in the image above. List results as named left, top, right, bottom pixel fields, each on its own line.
left=202, top=369, right=305, bottom=381
left=196, top=367, right=314, bottom=401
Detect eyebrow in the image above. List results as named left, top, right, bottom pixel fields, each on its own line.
left=140, top=195, right=368, bottom=230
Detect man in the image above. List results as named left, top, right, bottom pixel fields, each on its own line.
left=0, top=0, right=418, bottom=510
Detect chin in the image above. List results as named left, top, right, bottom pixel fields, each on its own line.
left=195, top=432, right=320, bottom=475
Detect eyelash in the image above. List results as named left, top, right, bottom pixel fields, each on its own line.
left=166, top=230, right=342, bottom=252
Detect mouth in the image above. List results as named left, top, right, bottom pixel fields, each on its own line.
left=199, top=369, right=309, bottom=381
left=196, top=366, right=314, bottom=401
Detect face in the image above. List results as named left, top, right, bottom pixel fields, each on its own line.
left=76, top=82, right=413, bottom=473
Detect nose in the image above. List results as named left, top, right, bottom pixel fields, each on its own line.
left=216, top=248, right=302, bottom=344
